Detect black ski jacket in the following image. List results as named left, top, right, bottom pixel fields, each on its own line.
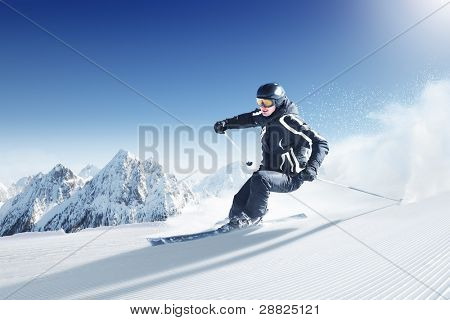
left=224, top=98, right=329, bottom=175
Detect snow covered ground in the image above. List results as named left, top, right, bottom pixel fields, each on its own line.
left=0, top=181, right=448, bottom=300
left=1, top=81, right=449, bottom=300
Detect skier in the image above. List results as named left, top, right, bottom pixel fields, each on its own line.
left=214, top=83, right=329, bottom=229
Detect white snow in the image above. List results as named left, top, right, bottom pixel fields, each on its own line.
left=0, top=183, right=447, bottom=300
left=0, top=182, right=9, bottom=203
left=323, top=80, right=450, bottom=203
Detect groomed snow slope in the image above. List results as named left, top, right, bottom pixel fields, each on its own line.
left=0, top=182, right=448, bottom=300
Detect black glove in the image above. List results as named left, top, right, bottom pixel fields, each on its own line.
left=214, top=120, right=227, bottom=134
left=300, top=166, right=317, bottom=182
left=298, top=160, right=307, bottom=170
left=296, top=147, right=309, bottom=170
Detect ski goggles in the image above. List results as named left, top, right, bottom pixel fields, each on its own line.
left=256, top=98, right=274, bottom=108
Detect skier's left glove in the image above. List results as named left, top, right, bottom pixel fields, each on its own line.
left=300, top=166, right=317, bottom=182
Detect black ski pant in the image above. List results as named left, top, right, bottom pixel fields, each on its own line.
left=229, top=170, right=304, bottom=220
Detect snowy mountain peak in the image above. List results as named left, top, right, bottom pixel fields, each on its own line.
left=49, top=164, right=76, bottom=180
left=0, top=182, right=9, bottom=203
left=35, top=150, right=196, bottom=233
left=112, top=149, right=137, bottom=162
left=0, top=165, right=85, bottom=237
left=0, top=182, right=7, bottom=192
left=7, top=176, right=33, bottom=199
left=78, top=164, right=100, bottom=180
left=54, top=164, right=64, bottom=171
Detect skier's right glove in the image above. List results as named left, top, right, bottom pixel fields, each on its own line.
left=214, top=120, right=228, bottom=134
left=300, top=166, right=317, bottom=182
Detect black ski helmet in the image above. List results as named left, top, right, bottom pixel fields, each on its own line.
left=256, top=83, right=286, bottom=106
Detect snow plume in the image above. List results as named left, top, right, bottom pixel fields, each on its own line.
left=323, top=80, right=450, bottom=203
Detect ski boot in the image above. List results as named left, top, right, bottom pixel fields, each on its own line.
left=218, top=212, right=262, bottom=232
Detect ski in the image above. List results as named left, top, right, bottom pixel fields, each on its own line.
left=147, top=213, right=307, bottom=246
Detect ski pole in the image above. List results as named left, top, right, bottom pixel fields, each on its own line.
left=316, top=177, right=403, bottom=203
left=224, top=132, right=253, bottom=166
left=224, top=131, right=242, bottom=155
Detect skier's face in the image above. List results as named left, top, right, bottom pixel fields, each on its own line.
left=257, top=98, right=276, bottom=117
left=260, top=105, right=276, bottom=117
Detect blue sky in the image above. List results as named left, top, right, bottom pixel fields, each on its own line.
left=0, top=0, right=449, bottom=183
